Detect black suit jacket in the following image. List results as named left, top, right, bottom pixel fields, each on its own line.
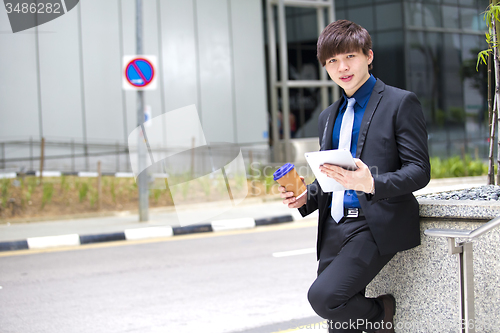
left=299, top=79, right=431, bottom=258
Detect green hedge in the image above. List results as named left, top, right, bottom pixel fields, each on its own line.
left=430, top=156, right=491, bottom=179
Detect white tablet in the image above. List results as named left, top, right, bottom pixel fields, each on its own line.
left=304, top=149, right=358, bottom=192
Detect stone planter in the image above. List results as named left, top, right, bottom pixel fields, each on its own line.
left=366, top=198, right=500, bottom=332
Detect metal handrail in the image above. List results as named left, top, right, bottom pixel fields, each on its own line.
left=424, top=215, right=500, bottom=333
left=424, top=215, right=500, bottom=239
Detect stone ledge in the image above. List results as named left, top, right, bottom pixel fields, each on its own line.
left=418, top=198, right=500, bottom=220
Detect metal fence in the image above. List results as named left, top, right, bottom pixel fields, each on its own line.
left=0, top=138, right=272, bottom=175
left=427, top=134, right=491, bottom=160
left=0, top=133, right=494, bottom=175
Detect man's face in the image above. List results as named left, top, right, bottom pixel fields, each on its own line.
left=324, top=49, right=373, bottom=97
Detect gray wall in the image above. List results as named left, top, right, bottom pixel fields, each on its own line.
left=0, top=0, right=268, bottom=170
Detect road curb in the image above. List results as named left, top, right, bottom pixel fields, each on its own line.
left=0, top=215, right=294, bottom=252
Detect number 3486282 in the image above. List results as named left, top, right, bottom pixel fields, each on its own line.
left=5, top=2, right=62, bottom=14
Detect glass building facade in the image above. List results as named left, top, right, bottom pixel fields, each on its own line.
left=267, top=0, right=490, bottom=159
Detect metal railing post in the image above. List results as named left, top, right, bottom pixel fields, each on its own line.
left=85, top=142, right=90, bottom=171
left=1, top=142, right=5, bottom=170
left=71, top=139, right=75, bottom=172
left=116, top=142, right=120, bottom=172
left=277, top=0, right=291, bottom=163
left=317, top=5, right=328, bottom=111
left=446, top=238, right=475, bottom=333
left=266, top=0, right=279, bottom=161
left=460, top=242, right=475, bottom=333
left=29, top=136, right=33, bottom=171
left=425, top=216, right=500, bottom=333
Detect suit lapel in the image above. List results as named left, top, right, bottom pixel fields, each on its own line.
left=319, top=99, right=341, bottom=215
left=356, top=79, right=385, bottom=158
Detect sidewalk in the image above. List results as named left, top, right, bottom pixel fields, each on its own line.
left=0, top=176, right=487, bottom=250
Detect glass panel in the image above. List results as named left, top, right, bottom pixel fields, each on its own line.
left=407, top=32, right=427, bottom=98
left=372, top=31, right=405, bottom=89
left=285, top=7, right=318, bottom=43
left=375, top=3, right=403, bottom=30
left=409, top=32, right=442, bottom=126
left=442, top=33, right=463, bottom=123
left=336, top=9, right=347, bottom=20
left=461, top=34, right=488, bottom=146
left=427, top=32, right=442, bottom=126
left=335, top=0, right=347, bottom=8
left=423, top=4, right=442, bottom=27
left=458, top=0, right=474, bottom=6
left=477, top=0, right=489, bottom=10
left=443, top=0, right=458, bottom=4
left=425, top=32, right=466, bottom=157
left=286, top=38, right=322, bottom=138
left=405, top=2, right=424, bottom=27
left=348, top=5, right=374, bottom=31
left=289, top=87, right=321, bottom=138
left=442, top=5, right=460, bottom=28
left=460, top=7, right=482, bottom=31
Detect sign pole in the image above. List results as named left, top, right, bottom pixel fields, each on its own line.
left=136, top=0, right=149, bottom=221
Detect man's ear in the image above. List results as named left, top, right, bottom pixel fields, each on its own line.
left=367, top=49, right=374, bottom=65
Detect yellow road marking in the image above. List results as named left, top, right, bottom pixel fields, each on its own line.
left=0, top=218, right=317, bottom=257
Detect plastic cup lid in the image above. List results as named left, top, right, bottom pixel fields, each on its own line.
left=273, top=163, right=295, bottom=181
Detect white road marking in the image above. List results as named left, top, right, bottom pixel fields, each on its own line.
left=272, top=248, right=315, bottom=258
left=124, top=226, right=174, bottom=240
left=1, top=219, right=318, bottom=257
left=27, top=234, right=80, bottom=249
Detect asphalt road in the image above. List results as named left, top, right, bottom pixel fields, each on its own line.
left=0, top=219, right=324, bottom=333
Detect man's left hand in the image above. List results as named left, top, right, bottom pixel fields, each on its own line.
left=320, top=159, right=374, bottom=193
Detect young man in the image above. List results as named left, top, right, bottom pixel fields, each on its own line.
left=279, top=20, right=430, bottom=332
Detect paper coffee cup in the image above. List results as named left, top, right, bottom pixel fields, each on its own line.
left=273, top=163, right=307, bottom=198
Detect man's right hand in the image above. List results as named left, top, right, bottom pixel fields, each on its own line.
left=278, top=176, right=307, bottom=209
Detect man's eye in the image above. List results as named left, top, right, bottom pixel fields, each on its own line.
left=329, top=59, right=336, bottom=63
left=347, top=54, right=355, bottom=58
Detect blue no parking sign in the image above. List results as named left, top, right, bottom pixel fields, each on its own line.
left=123, top=55, right=158, bottom=90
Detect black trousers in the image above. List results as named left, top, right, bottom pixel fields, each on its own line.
left=307, top=215, right=395, bottom=333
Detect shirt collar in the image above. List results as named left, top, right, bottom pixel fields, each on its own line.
left=342, top=74, right=376, bottom=109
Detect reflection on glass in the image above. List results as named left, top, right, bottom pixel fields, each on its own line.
left=335, top=0, right=347, bottom=8
left=460, top=34, right=487, bottom=140
left=423, top=4, right=442, bottom=27
left=460, top=8, right=480, bottom=30
left=348, top=6, right=374, bottom=31
left=375, top=3, right=403, bottom=30
left=373, top=31, right=404, bottom=89
left=336, top=10, right=346, bottom=21
left=442, top=5, right=459, bottom=29
left=458, top=0, right=474, bottom=6
left=286, top=7, right=317, bottom=43
left=442, top=34, right=463, bottom=123
left=405, top=2, right=423, bottom=27
left=477, top=0, right=489, bottom=9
